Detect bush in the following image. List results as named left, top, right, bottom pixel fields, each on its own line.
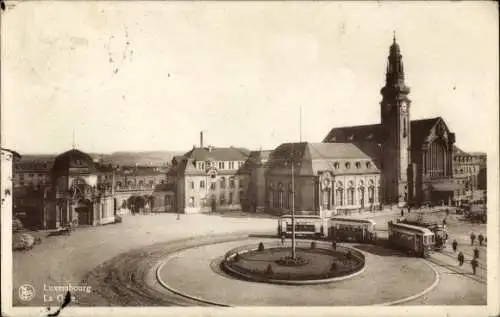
left=266, top=264, right=274, bottom=275
left=310, top=241, right=317, bottom=249
left=258, top=242, right=265, bottom=251
left=12, top=218, right=24, bottom=233
left=114, top=215, right=122, bottom=224
left=346, top=250, right=352, bottom=260
left=330, top=262, right=338, bottom=272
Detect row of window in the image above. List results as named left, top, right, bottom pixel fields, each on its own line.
left=333, top=161, right=372, bottom=170
left=267, top=186, right=379, bottom=209
left=187, top=192, right=242, bottom=208
left=116, top=180, right=165, bottom=187
left=268, top=179, right=378, bottom=190
left=196, top=161, right=245, bottom=170
left=16, top=173, right=49, bottom=179
left=189, top=177, right=244, bottom=190
left=453, top=166, right=478, bottom=174
left=454, top=156, right=479, bottom=163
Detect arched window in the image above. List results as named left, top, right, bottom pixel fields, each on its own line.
left=347, top=181, right=355, bottom=205
left=403, top=118, right=407, bottom=137
left=355, top=162, right=361, bottom=169
left=229, top=177, right=235, bottom=189
left=333, top=162, right=340, bottom=169
left=335, top=182, right=344, bottom=206
left=220, top=177, right=226, bottom=189
left=278, top=184, right=284, bottom=209
left=345, top=162, right=351, bottom=169
left=358, top=186, right=365, bottom=206
left=368, top=180, right=375, bottom=204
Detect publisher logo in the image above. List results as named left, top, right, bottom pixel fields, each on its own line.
left=18, top=284, right=35, bottom=301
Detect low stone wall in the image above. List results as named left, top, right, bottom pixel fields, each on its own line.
left=222, top=240, right=366, bottom=285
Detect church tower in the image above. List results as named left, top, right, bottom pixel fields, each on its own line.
left=380, top=34, right=411, bottom=205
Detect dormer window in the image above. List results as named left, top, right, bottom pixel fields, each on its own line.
left=355, top=162, right=361, bottom=169
left=366, top=161, right=372, bottom=169
left=333, top=162, right=340, bottom=169
left=345, top=162, right=351, bottom=169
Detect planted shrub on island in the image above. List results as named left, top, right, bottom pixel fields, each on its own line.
left=310, top=241, right=317, bottom=249
left=266, top=264, right=274, bottom=275
left=258, top=242, right=265, bottom=251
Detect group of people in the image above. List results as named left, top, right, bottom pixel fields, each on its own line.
left=451, top=232, right=485, bottom=275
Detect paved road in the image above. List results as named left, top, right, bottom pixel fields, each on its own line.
left=11, top=209, right=487, bottom=307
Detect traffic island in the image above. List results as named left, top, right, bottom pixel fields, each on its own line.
left=221, top=241, right=365, bottom=285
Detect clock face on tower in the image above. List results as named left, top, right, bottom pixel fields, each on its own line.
left=400, top=101, right=408, bottom=113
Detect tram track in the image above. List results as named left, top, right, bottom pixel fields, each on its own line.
left=78, top=233, right=253, bottom=306
left=426, top=253, right=486, bottom=285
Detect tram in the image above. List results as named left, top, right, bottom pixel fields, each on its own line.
left=387, top=221, right=435, bottom=258
left=328, top=217, right=377, bottom=243
left=400, top=213, right=448, bottom=251
left=277, top=215, right=328, bottom=238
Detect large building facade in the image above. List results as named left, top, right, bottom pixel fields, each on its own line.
left=169, top=136, right=250, bottom=214
left=265, top=143, right=382, bottom=217
left=452, top=146, right=487, bottom=201
left=323, top=36, right=459, bottom=207
left=12, top=149, right=174, bottom=230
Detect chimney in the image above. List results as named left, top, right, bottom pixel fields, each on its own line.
left=200, top=131, right=204, bottom=148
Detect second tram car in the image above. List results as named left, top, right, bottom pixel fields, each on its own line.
left=277, top=215, right=328, bottom=238
left=329, top=217, right=377, bottom=243
left=387, top=221, right=435, bottom=257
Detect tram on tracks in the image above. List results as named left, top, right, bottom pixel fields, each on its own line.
left=399, top=213, right=448, bottom=251
left=277, top=215, right=378, bottom=243
left=329, top=217, right=377, bottom=243
left=387, top=221, right=435, bottom=258
left=277, top=215, right=328, bottom=238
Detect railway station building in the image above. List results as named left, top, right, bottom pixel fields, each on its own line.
left=322, top=36, right=460, bottom=207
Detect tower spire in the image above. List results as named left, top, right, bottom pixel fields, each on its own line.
left=393, top=30, right=396, bottom=44
left=72, top=127, right=76, bottom=149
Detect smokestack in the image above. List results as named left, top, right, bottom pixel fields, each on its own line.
left=200, top=131, right=204, bottom=148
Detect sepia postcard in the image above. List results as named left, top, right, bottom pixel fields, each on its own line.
left=1, top=1, right=498, bottom=317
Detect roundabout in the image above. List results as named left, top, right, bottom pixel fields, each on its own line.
left=221, top=241, right=365, bottom=284
left=78, top=232, right=439, bottom=306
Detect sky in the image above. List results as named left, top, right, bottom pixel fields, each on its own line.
left=1, top=1, right=498, bottom=155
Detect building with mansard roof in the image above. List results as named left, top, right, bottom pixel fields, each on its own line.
left=265, top=142, right=382, bottom=217
left=168, top=132, right=251, bottom=214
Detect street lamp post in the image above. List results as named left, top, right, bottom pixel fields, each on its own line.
left=291, top=151, right=296, bottom=260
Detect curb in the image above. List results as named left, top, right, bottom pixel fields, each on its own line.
left=221, top=242, right=366, bottom=285
left=156, top=258, right=230, bottom=307
left=376, top=259, right=440, bottom=306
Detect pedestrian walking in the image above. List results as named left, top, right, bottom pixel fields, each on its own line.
left=401, top=209, right=404, bottom=217
left=458, top=252, right=464, bottom=266
left=280, top=234, right=285, bottom=246
left=470, top=232, right=476, bottom=246
left=332, top=240, right=337, bottom=251
left=474, top=247, right=479, bottom=259
left=471, top=258, right=478, bottom=275
left=442, top=218, right=447, bottom=226
left=452, top=239, right=458, bottom=252
left=478, top=233, right=484, bottom=246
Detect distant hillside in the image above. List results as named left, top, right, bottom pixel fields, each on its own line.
left=100, top=151, right=185, bottom=166
left=18, top=151, right=186, bottom=166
